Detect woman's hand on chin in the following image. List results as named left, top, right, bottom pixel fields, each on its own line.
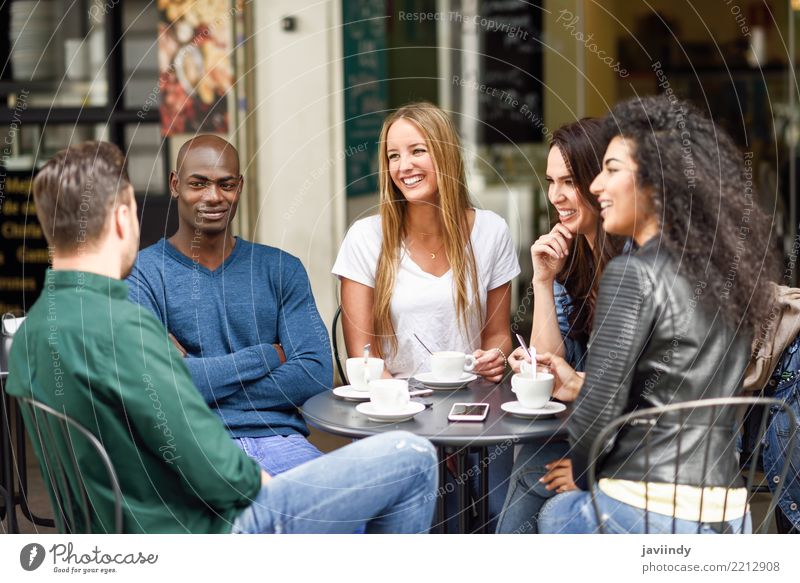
left=473, top=348, right=506, bottom=383
left=536, top=352, right=584, bottom=402
left=531, top=224, right=572, bottom=284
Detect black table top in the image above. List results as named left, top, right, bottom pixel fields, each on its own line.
left=301, top=376, right=570, bottom=447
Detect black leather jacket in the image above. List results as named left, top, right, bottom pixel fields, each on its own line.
left=569, top=238, right=750, bottom=490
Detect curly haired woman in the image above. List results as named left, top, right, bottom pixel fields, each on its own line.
left=537, top=95, right=779, bottom=534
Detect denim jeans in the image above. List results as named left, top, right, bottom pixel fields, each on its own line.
left=496, top=440, right=571, bottom=533
left=761, top=335, right=800, bottom=530
left=231, top=431, right=438, bottom=534
left=233, top=434, right=323, bottom=475
left=538, top=488, right=752, bottom=534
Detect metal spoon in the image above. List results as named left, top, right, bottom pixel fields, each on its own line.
left=413, top=334, right=433, bottom=355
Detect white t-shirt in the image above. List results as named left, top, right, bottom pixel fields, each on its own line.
left=332, top=209, right=520, bottom=378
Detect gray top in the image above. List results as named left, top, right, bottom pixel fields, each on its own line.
left=301, top=377, right=569, bottom=447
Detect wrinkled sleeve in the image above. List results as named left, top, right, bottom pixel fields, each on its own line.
left=184, top=344, right=283, bottom=405
left=118, top=312, right=261, bottom=509
left=127, top=262, right=165, bottom=325
left=216, top=259, right=333, bottom=409
left=567, top=256, right=656, bottom=489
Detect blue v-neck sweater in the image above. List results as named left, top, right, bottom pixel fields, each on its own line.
left=127, top=237, right=332, bottom=438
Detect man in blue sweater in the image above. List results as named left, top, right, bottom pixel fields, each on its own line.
left=128, top=135, right=331, bottom=474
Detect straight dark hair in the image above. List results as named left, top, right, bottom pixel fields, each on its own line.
left=551, top=118, right=627, bottom=346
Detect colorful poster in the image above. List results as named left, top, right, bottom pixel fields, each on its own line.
left=158, top=0, right=234, bottom=136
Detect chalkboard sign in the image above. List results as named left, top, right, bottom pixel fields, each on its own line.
left=342, top=0, right=388, bottom=197
left=479, top=0, right=543, bottom=144
left=0, top=168, right=48, bottom=316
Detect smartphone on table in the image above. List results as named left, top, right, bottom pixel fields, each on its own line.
left=447, top=402, right=490, bottom=422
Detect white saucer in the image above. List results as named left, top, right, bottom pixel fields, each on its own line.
left=332, top=385, right=371, bottom=401
left=413, top=372, right=477, bottom=389
left=501, top=400, right=566, bottom=419
left=355, top=401, right=425, bottom=422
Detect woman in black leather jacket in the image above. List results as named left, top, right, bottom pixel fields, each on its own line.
left=537, top=96, right=779, bottom=534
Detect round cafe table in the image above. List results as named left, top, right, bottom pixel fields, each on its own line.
left=300, top=375, right=570, bottom=534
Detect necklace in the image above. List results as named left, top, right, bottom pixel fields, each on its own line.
left=408, top=235, right=445, bottom=260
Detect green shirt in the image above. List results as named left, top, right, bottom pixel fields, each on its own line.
left=6, top=270, right=261, bottom=533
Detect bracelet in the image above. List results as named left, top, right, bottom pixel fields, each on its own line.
left=495, top=346, right=507, bottom=369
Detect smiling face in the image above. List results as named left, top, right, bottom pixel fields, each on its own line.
left=590, top=136, right=659, bottom=245
left=546, top=145, right=597, bottom=237
left=170, top=139, right=242, bottom=237
left=386, top=118, right=438, bottom=204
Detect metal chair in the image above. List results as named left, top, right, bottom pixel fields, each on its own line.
left=331, top=305, right=348, bottom=384
left=16, top=398, right=123, bottom=533
left=1, top=314, right=54, bottom=533
left=586, top=396, right=798, bottom=534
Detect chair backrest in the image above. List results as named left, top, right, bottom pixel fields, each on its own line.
left=16, top=397, right=123, bottom=533
left=1, top=314, right=24, bottom=372
left=587, top=396, right=798, bottom=534
left=331, top=305, right=348, bottom=385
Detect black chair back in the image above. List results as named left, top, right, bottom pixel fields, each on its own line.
left=331, top=305, right=348, bottom=384
left=587, top=396, right=798, bottom=534
left=16, top=398, right=122, bottom=533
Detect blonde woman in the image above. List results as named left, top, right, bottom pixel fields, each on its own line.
left=332, top=102, right=519, bottom=382
left=333, top=102, right=519, bottom=530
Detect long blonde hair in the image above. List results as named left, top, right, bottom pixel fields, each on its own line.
left=373, top=102, right=480, bottom=357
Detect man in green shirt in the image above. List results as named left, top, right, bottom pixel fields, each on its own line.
left=7, top=141, right=437, bottom=533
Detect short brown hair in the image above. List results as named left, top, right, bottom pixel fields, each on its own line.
left=33, top=141, right=132, bottom=252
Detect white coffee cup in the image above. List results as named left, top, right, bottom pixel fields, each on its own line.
left=511, top=373, right=554, bottom=409
left=430, top=351, right=477, bottom=381
left=368, top=379, right=410, bottom=413
left=346, top=357, right=385, bottom=391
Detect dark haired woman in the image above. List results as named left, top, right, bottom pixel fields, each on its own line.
left=496, top=118, right=627, bottom=533
left=538, top=96, right=778, bottom=533
left=511, top=118, right=627, bottom=373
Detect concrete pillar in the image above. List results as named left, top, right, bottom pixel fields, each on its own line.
left=251, top=0, right=345, bottom=323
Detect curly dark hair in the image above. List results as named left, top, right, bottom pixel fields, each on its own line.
left=551, top=118, right=627, bottom=346
left=601, top=95, right=779, bottom=334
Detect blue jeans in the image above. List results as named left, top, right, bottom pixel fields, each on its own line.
left=231, top=431, right=438, bottom=534
left=761, top=335, right=800, bottom=530
left=233, top=434, right=323, bottom=475
left=496, top=440, right=571, bottom=533
left=539, top=488, right=752, bottom=534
